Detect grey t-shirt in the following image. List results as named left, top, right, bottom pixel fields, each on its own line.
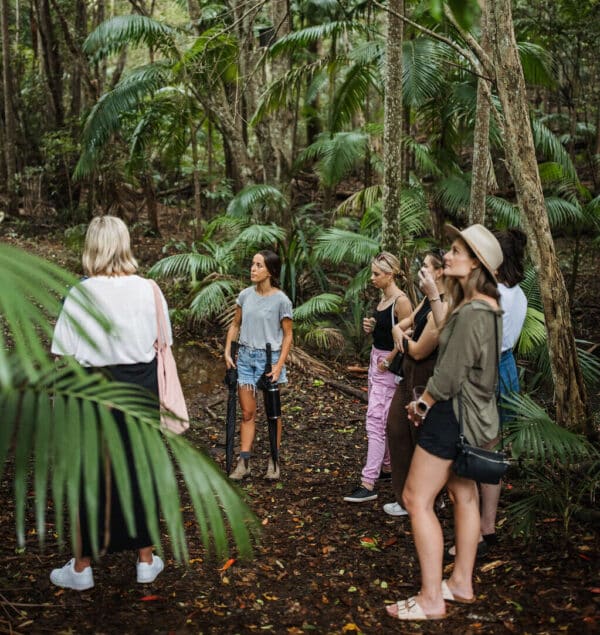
left=237, top=286, right=293, bottom=350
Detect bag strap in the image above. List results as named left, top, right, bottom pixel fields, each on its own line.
left=149, top=279, right=168, bottom=350
left=458, top=311, right=504, bottom=449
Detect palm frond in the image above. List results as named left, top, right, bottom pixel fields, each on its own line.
left=503, top=392, right=595, bottom=463
left=148, top=252, right=219, bottom=280
left=314, top=229, right=379, bottom=265
left=544, top=196, right=583, bottom=228
left=226, top=185, right=288, bottom=219
left=293, top=293, right=344, bottom=321
left=298, top=132, right=368, bottom=189
left=0, top=244, right=110, bottom=384
left=486, top=195, right=522, bottom=228
left=231, top=224, right=287, bottom=252
left=330, top=63, right=379, bottom=132
left=189, top=276, right=244, bottom=322
left=336, top=185, right=383, bottom=217
left=403, top=38, right=453, bottom=107
left=517, top=41, right=556, bottom=88
left=3, top=360, right=258, bottom=560
left=173, top=27, right=238, bottom=84
left=252, top=60, right=328, bottom=123
left=269, top=21, right=365, bottom=57
left=532, top=119, right=577, bottom=180
left=516, top=307, right=546, bottom=355
left=75, top=63, right=171, bottom=178
left=83, top=15, right=178, bottom=61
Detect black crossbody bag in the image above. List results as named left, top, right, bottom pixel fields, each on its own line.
left=452, top=313, right=510, bottom=485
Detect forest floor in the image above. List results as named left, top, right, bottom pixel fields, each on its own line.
left=0, top=215, right=599, bottom=634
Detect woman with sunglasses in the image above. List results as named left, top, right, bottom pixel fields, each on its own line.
left=383, top=250, right=447, bottom=517
left=343, top=252, right=412, bottom=503
left=386, top=225, right=503, bottom=621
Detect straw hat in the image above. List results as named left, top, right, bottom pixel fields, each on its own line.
left=445, top=224, right=503, bottom=283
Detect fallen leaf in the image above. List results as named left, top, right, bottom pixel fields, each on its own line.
left=342, top=623, right=359, bottom=632
left=219, top=558, right=236, bottom=572
left=480, top=560, right=505, bottom=573
left=140, top=595, right=163, bottom=601
left=590, top=588, right=600, bottom=594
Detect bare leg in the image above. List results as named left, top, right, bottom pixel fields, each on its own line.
left=387, top=446, right=452, bottom=618
left=74, top=556, right=92, bottom=572
left=446, top=474, right=479, bottom=600
left=138, top=546, right=154, bottom=564
left=480, top=482, right=501, bottom=536
left=238, top=386, right=257, bottom=453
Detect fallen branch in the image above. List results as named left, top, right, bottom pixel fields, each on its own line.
left=320, top=377, right=368, bottom=403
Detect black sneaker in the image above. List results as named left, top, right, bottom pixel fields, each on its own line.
left=377, top=469, right=392, bottom=482
left=343, top=485, right=378, bottom=503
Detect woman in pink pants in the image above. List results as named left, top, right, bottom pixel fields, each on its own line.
left=343, top=252, right=412, bottom=503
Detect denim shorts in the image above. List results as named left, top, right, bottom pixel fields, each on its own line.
left=237, top=345, right=287, bottom=388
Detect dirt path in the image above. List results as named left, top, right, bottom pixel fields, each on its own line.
left=1, top=362, right=598, bottom=634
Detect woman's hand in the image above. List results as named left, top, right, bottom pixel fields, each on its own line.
left=418, top=267, right=439, bottom=300
left=224, top=352, right=236, bottom=370
left=406, top=401, right=422, bottom=426
left=363, top=316, right=376, bottom=334
left=268, top=365, right=282, bottom=383
left=392, top=324, right=406, bottom=351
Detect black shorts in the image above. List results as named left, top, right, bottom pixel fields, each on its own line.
left=417, top=399, right=460, bottom=460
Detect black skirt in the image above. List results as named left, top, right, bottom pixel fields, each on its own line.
left=79, top=358, right=158, bottom=557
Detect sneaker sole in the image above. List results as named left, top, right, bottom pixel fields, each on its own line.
left=343, top=494, right=378, bottom=503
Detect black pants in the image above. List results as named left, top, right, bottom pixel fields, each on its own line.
left=79, top=359, right=158, bottom=558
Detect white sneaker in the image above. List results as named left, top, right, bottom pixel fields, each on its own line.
left=136, top=554, right=164, bottom=583
left=50, top=558, right=94, bottom=591
left=383, top=501, right=409, bottom=517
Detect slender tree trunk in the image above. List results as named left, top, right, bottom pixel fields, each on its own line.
left=594, top=104, right=600, bottom=191
left=1, top=0, right=18, bottom=213
left=189, top=119, right=202, bottom=222
left=488, top=0, right=589, bottom=431
left=141, top=172, right=159, bottom=235
left=469, top=0, right=491, bottom=224
left=34, top=0, right=64, bottom=128
left=69, top=0, right=87, bottom=119
left=381, top=0, right=404, bottom=255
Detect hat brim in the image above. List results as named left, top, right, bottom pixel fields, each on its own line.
left=444, top=224, right=498, bottom=284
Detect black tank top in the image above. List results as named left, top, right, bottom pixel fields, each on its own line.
left=372, top=301, right=397, bottom=351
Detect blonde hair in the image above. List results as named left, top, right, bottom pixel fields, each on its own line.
left=372, top=251, right=401, bottom=276
left=82, top=215, right=138, bottom=276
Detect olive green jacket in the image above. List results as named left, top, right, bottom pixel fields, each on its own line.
left=426, top=300, right=503, bottom=447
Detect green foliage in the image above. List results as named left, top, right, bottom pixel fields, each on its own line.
left=296, top=131, right=368, bottom=189
left=0, top=244, right=258, bottom=560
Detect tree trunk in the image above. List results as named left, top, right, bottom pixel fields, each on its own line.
left=488, top=0, right=589, bottom=431
left=468, top=0, right=491, bottom=225
left=141, top=172, right=159, bottom=235
left=69, top=0, right=87, bottom=119
left=381, top=0, right=404, bottom=255
left=1, top=0, right=18, bottom=213
left=33, top=0, right=64, bottom=128
left=189, top=119, right=202, bottom=223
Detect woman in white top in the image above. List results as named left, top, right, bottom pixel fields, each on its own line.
left=49, top=216, right=170, bottom=591
left=480, top=229, right=527, bottom=546
left=224, top=250, right=293, bottom=481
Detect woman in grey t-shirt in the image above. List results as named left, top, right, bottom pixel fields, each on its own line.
left=224, top=250, right=293, bottom=481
